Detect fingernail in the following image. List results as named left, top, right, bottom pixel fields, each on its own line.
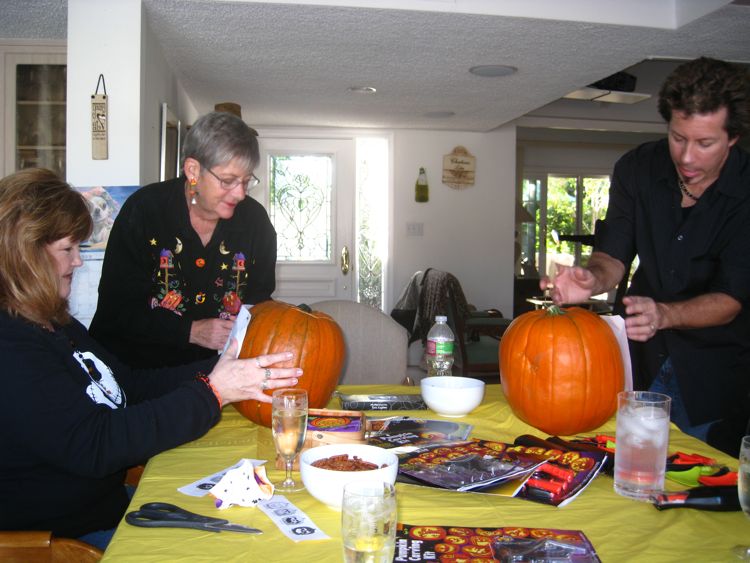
left=286, top=352, right=294, bottom=358
left=292, top=378, right=298, bottom=385
left=296, top=369, right=303, bottom=375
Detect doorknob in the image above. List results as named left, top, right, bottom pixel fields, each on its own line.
left=341, top=246, right=350, bottom=275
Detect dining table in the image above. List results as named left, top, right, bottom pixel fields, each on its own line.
left=101, top=383, right=749, bottom=562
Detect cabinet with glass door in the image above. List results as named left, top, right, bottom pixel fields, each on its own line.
left=3, top=52, right=66, bottom=179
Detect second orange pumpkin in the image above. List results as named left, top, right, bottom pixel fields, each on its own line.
left=499, top=306, right=624, bottom=436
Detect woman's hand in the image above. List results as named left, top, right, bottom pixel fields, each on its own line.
left=208, top=339, right=303, bottom=406
left=190, top=318, right=235, bottom=350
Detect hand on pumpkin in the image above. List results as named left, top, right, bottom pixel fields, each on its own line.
left=208, top=339, right=302, bottom=406
left=622, top=296, right=660, bottom=342
left=541, top=264, right=596, bottom=305
left=190, top=318, right=235, bottom=350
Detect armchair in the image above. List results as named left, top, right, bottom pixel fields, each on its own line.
left=395, top=269, right=510, bottom=382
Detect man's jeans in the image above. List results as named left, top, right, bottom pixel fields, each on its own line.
left=648, top=357, right=716, bottom=442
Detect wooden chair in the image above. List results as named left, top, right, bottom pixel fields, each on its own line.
left=0, top=530, right=103, bottom=562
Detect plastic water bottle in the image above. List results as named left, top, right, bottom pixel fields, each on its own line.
left=425, top=315, right=454, bottom=376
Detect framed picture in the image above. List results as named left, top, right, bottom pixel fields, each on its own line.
left=77, top=185, right=139, bottom=253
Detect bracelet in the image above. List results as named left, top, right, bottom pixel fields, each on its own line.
left=196, top=372, right=222, bottom=409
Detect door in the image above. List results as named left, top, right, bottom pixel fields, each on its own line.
left=256, top=137, right=355, bottom=305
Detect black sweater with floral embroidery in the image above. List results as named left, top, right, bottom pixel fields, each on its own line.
left=90, top=176, right=276, bottom=368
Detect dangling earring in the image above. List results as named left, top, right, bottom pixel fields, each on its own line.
left=188, top=178, right=198, bottom=205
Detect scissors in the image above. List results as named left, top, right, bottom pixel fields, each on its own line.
left=125, top=502, right=262, bottom=534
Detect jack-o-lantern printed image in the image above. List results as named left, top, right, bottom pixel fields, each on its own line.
left=482, top=441, right=506, bottom=453
left=409, top=526, right=447, bottom=541
left=570, top=456, right=596, bottom=472
left=474, top=527, right=506, bottom=537
left=433, top=447, right=453, bottom=456
left=501, top=527, right=530, bottom=538
left=439, top=555, right=473, bottom=563
left=469, top=559, right=496, bottom=563
left=525, top=446, right=546, bottom=456
left=443, top=535, right=468, bottom=545
left=559, top=451, right=581, bottom=466
left=434, top=543, right=458, bottom=554
left=530, top=528, right=557, bottom=539
left=545, top=449, right=564, bottom=459
left=461, top=544, right=493, bottom=557
left=447, top=527, right=473, bottom=537
left=309, top=416, right=350, bottom=429
left=469, top=535, right=492, bottom=546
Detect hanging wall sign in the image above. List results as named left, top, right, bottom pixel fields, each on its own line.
left=442, top=145, right=475, bottom=189
left=91, top=74, right=108, bottom=160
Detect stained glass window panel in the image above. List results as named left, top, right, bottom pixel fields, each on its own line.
left=268, top=154, right=333, bottom=262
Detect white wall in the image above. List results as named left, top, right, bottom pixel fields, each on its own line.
left=392, top=127, right=516, bottom=317
left=66, top=0, right=142, bottom=186
left=66, top=0, right=189, bottom=325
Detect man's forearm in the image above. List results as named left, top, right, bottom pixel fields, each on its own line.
left=585, top=251, right=626, bottom=296
left=656, top=293, right=742, bottom=330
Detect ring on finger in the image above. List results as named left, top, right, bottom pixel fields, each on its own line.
left=650, top=323, right=656, bottom=331
left=255, top=357, right=262, bottom=368
left=264, top=368, right=272, bottom=380
left=261, top=380, right=268, bottom=391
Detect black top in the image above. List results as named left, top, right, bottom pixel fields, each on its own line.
left=0, top=311, right=220, bottom=537
left=90, top=177, right=277, bottom=368
left=596, top=139, right=750, bottom=424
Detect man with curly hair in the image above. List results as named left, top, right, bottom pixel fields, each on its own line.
left=543, top=57, right=750, bottom=455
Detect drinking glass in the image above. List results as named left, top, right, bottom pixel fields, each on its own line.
left=613, top=390, right=671, bottom=501
left=271, top=388, right=308, bottom=493
left=341, top=481, right=397, bottom=563
left=733, top=435, right=750, bottom=560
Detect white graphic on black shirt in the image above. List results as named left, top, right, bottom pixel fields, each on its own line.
left=72, top=349, right=126, bottom=409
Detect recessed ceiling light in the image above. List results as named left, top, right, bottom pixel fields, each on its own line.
left=347, top=86, right=377, bottom=94
left=424, top=111, right=455, bottom=118
left=469, top=65, right=518, bottom=77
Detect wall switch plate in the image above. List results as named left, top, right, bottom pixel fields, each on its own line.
left=406, top=222, right=424, bottom=236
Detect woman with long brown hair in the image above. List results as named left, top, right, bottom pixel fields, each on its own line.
left=0, top=168, right=300, bottom=550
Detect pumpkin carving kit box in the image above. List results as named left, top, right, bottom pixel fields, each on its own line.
left=275, top=408, right=366, bottom=470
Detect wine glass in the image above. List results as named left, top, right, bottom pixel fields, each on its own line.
left=733, top=435, right=750, bottom=560
left=271, top=388, right=308, bottom=493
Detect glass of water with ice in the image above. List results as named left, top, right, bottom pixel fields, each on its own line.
left=613, top=390, right=671, bottom=501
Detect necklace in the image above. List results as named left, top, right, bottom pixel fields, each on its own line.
left=678, top=178, right=700, bottom=201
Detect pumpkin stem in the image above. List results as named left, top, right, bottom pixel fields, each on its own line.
left=545, top=305, right=564, bottom=316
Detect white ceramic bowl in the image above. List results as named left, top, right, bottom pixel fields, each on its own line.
left=299, top=443, right=398, bottom=510
left=420, top=376, right=486, bottom=417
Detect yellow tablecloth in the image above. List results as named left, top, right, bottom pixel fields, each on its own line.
left=101, top=385, right=748, bottom=562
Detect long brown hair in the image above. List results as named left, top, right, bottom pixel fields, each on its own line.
left=0, top=168, right=92, bottom=326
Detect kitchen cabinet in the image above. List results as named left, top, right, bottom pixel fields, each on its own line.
left=3, top=49, right=66, bottom=178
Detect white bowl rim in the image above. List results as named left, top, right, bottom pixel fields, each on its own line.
left=420, top=375, right=486, bottom=388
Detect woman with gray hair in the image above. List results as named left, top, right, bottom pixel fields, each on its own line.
left=90, top=111, right=277, bottom=368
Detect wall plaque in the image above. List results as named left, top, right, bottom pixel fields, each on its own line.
left=442, top=146, right=475, bottom=189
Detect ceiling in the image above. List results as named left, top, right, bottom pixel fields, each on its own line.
left=2, top=0, right=750, bottom=132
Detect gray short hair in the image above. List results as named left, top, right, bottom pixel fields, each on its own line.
left=181, top=111, right=259, bottom=173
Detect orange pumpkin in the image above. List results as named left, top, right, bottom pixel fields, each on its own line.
left=499, top=306, right=624, bottom=435
left=234, top=300, right=345, bottom=427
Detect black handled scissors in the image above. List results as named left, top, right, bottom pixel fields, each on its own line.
left=125, top=502, right=262, bottom=534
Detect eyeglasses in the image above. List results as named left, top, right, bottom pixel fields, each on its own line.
left=203, top=166, right=260, bottom=194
